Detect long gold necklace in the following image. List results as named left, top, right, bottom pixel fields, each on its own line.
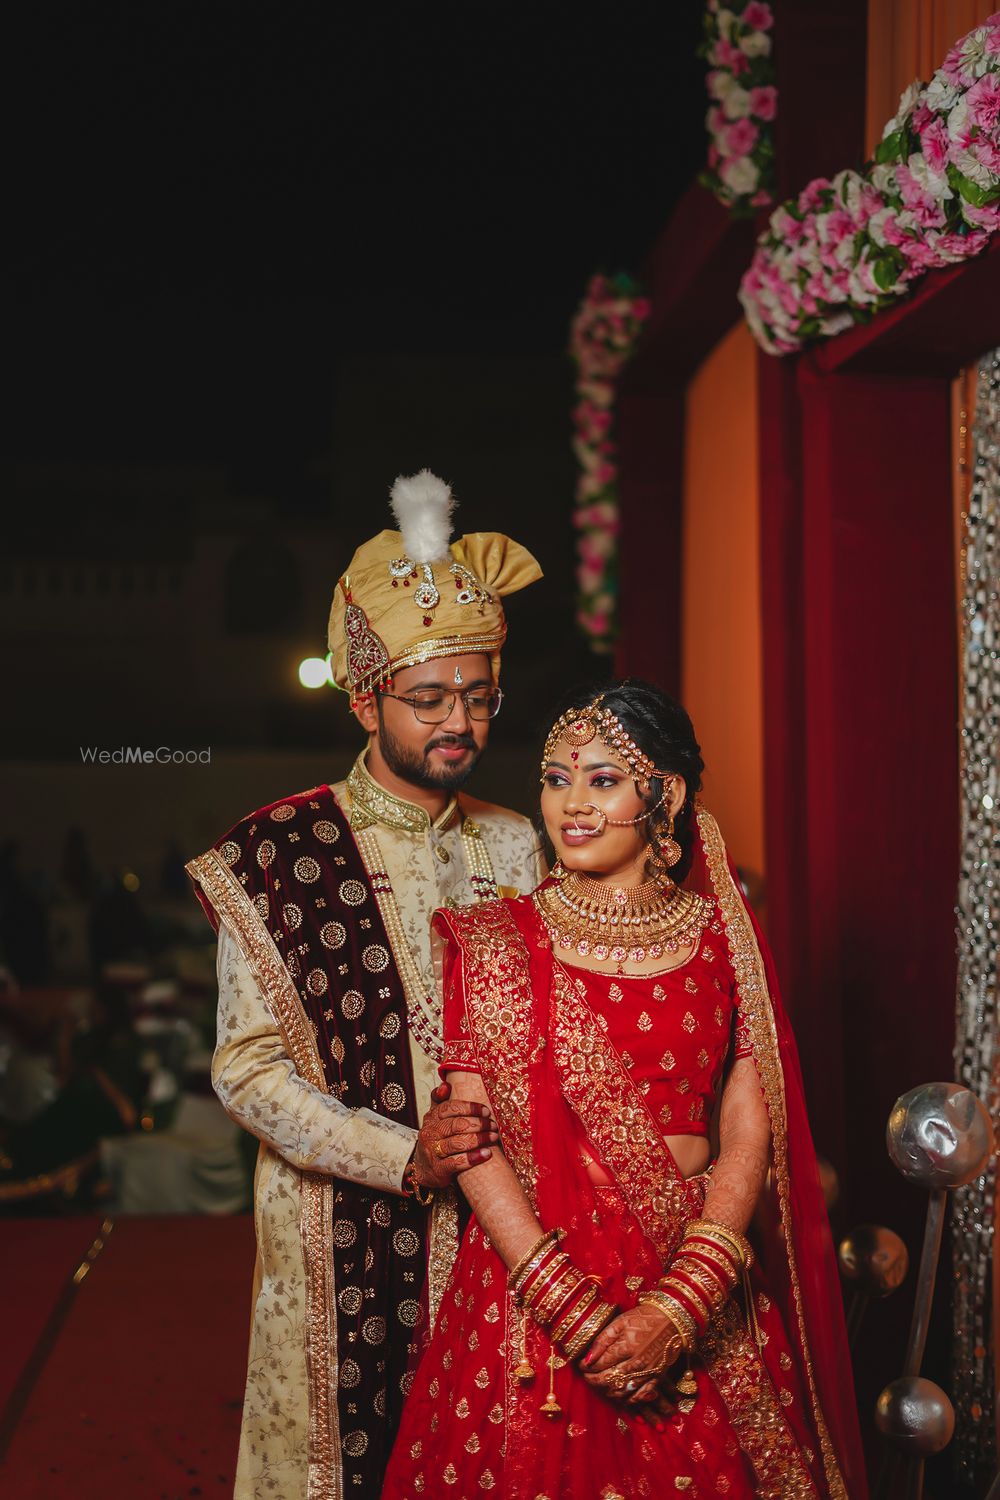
left=533, top=870, right=714, bottom=967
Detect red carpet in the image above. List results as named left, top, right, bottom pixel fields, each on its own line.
left=1, top=1215, right=255, bottom=1500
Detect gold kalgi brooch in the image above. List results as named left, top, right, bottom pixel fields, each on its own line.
left=533, top=872, right=713, bottom=966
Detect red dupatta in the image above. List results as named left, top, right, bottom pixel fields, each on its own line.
left=432, top=805, right=867, bottom=1500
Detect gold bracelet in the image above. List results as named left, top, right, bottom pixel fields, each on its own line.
left=660, top=1273, right=713, bottom=1325
left=403, top=1159, right=435, bottom=1207
left=638, top=1290, right=696, bottom=1351
left=531, top=1262, right=579, bottom=1326
left=680, top=1240, right=741, bottom=1287
left=684, top=1219, right=754, bottom=1271
left=550, top=1284, right=599, bottom=1347
left=509, top=1228, right=562, bottom=1289
left=563, top=1299, right=618, bottom=1362
left=670, top=1256, right=730, bottom=1311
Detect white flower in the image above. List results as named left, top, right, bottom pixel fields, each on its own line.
left=715, top=7, right=737, bottom=38
left=586, top=530, right=616, bottom=559
left=884, top=79, right=923, bottom=135
left=740, top=32, right=772, bottom=58
left=709, top=71, right=734, bottom=102
left=723, top=84, right=753, bottom=119
left=847, top=266, right=881, bottom=305
left=870, top=162, right=897, bottom=195
left=837, top=168, right=870, bottom=216
left=957, top=26, right=994, bottom=80
left=720, top=156, right=760, bottom=194
left=905, top=150, right=951, bottom=199
left=946, top=96, right=970, bottom=141
left=926, top=71, right=961, bottom=113
left=949, top=144, right=996, bottom=190
left=819, top=311, right=856, bottom=337
left=867, top=206, right=895, bottom=247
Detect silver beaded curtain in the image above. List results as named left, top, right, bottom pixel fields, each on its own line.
left=952, top=348, right=999, bottom=1489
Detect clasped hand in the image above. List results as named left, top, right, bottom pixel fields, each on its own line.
left=581, top=1303, right=684, bottom=1416
left=410, top=1081, right=500, bottom=1190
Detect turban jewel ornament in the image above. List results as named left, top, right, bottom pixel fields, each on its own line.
left=328, top=469, right=542, bottom=697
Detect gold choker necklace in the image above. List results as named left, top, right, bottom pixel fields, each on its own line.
left=533, top=871, right=714, bottom=966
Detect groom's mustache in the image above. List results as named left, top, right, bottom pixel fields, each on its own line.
left=425, top=734, right=477, bottom=755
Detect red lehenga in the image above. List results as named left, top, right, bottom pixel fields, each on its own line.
left=382, top=809, right=867, bottom=1500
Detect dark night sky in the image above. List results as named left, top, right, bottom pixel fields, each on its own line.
left=11, top=3, right=707, bottom=497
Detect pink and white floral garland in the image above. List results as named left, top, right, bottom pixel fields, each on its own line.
left=569, top=274, right=650, bottom=652
left=700, top=0, right=777, bottom=214
left=740, top=13, right=1000, bottom=355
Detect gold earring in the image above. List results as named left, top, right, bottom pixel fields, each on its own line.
left=658, top=813, right=682, bottom=868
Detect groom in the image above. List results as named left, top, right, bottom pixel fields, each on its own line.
left=187, top=470, right=546, bottom=1499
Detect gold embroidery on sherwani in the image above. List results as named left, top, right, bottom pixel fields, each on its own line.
left=549, top=961, right=701, bottom=1262
left=698, top=806, right=847, bottom=1500
left=186, top=850, right=342, bottom=1500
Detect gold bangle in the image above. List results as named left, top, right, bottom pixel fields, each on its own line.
left=638, top=1290, right=696, bottom=1351
left=563, top=1300, right=618, bottom=1361
left=684, top=1219, right=754, bottom=1271
left=509, top=1228, right=562, bottom=1289
left=550, top=1284, right=599, bottom=1347
left=680, top=1241, right=741, bottom=1287
left=661, top=1274, right=713, bottom=1324
left=671, top=1256, right=730, bottom=1309
left=531, top=1262, right=578, bottom=1326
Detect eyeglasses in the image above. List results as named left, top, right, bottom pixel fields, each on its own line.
left=378, top=686, right=504, bottom=723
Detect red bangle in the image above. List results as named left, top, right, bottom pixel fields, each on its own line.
left=683, top=1234, right=740, bottom=1279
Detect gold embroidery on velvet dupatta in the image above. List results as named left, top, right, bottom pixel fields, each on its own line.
left=185, top=850, right=343, bottom=1499
left=697, top=807, right=847, bottom=1500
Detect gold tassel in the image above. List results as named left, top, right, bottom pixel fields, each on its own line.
left=676, top=1364, right=698, bottom=1397
left=539, top=1346, right=562, bottom=1418
left=514, top=1307, right=535, bottom=1383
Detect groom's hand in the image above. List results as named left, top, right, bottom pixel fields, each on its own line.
left=411, top=1081, right=499, bottom=1188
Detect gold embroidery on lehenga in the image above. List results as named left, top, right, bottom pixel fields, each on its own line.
left=699, top=1300, right=818, bottom=1499
left=698, top=807, right=847, bottom=1500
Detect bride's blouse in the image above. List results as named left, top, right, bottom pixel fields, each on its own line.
left=442, top=900, right=753, bottom=1142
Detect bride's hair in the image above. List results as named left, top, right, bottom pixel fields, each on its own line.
left=543, top=677, right=704, bottom=879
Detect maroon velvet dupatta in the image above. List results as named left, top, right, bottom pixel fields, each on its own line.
left=415, top=805, right=867, bottom=1500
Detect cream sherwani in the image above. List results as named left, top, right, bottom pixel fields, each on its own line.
left=203, top=754, right=545, bottom=1499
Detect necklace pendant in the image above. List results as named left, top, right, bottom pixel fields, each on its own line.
left=610, top=945, right=627, bottom=964
left=632, top=947, right=646, bottom=963
left=649, top=943, right=664, bottom=960
left=593, top=943, right=609, bottom=961
left=576, top=939, right=591, bottom=957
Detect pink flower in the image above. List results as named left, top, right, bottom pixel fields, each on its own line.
left=919, top=117, right=951, bottom=174
left=971, top=134, right=1000, bottom=173
left=596, top=461, right=616, bottom=485
left=751, top=189, right=773, bottom=206
left=749, top=84, right=778, bottom=120
left=966, top=72, right=1000, bottom=133
left=962, top=199, right=1000, bottom=230
left=726, top=118, right=759, bottom=155
left=742, top=1, right=773, bottom=29
left=632, top=297, right=651, bottom=319
left=712, top=37, right=750, bottom=73
left=895, top=162, right=948, bottom=227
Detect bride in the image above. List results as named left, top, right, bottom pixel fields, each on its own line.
left=381, top=679, right=866, bottom=1499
